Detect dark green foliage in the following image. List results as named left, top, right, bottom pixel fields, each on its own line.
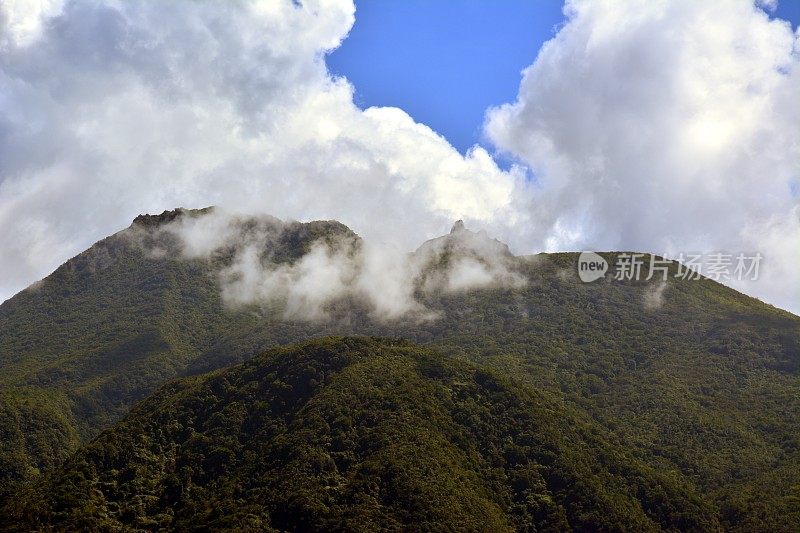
left=0, top=211, right=798, bottom=529
left=0, top=389, right=78, bottom=497
left=2, top=337, right=719, bottom=531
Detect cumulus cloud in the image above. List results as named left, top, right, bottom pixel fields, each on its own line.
left=486, top=0, right=800, bottom=313
left=0, top=0, right=523, bottom=303
left=0, top=0, right=64, bottom=48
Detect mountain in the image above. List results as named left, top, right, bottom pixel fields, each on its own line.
left=1, top=208, right=799, bottom=529
left=0, top=208, right=362, bottom=492
left=2, top=337, right=717, bottom=531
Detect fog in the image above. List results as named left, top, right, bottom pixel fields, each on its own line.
left=137, top=209, right=527, bottom=321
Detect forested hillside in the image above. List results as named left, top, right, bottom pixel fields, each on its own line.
left=1, top=209, right=798, bottom=529
left=2, top=337, right=718, bottom=532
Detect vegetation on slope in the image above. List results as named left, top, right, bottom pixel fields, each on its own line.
left=3, top=337, right=718, bottom=532
left=0, top=209, right=798, bottom=529
left=0, top=209, right=359, bottom=492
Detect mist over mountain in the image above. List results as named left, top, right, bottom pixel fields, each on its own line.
left=0, top=208, right=798, bottom=530
left=3, top=0, right=800, bottom=530
left=128, top=207, right=527, bottom=321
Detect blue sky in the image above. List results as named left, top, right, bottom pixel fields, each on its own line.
left=327, top=0, right=565, bottom=154
left=774, top=0, right=800, bottom=29
left=328, top=0, right=800, bottom=155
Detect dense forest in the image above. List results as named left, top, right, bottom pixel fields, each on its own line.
left=3, top=337, right=720, bottom=531
left=0, top=209, right=798, bottom=530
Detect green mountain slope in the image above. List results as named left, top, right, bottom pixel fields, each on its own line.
left=0, top=209, right=358, bottom=490
left=0, top=208, right=798, bottom=529
left=2, top=337, right=718, bottom=532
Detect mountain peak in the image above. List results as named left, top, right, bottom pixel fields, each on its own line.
left=417, top=221, right=511, bottom=261
left=450, top=220, right=466, bottom=234
left=131, top=207, right=215, bottom=229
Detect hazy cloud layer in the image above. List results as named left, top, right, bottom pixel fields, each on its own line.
left=486, top=0, right=800, bottom=312
left=1, top=0, right=799, bottom=315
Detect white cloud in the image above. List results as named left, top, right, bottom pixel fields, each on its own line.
left=0, top=0, right=64, bottom=48
left=0, top=0, right=523, bottom=303
left=486, top=0, right=800, bottom=313
left=221, top=240, right=355, bottom=321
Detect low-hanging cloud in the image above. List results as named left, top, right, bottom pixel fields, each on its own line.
left=221, top=240, right=355, bottom=321
left=643, top=280, right=668, bottom=311
left=139, top=209, right=526, bottom=321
